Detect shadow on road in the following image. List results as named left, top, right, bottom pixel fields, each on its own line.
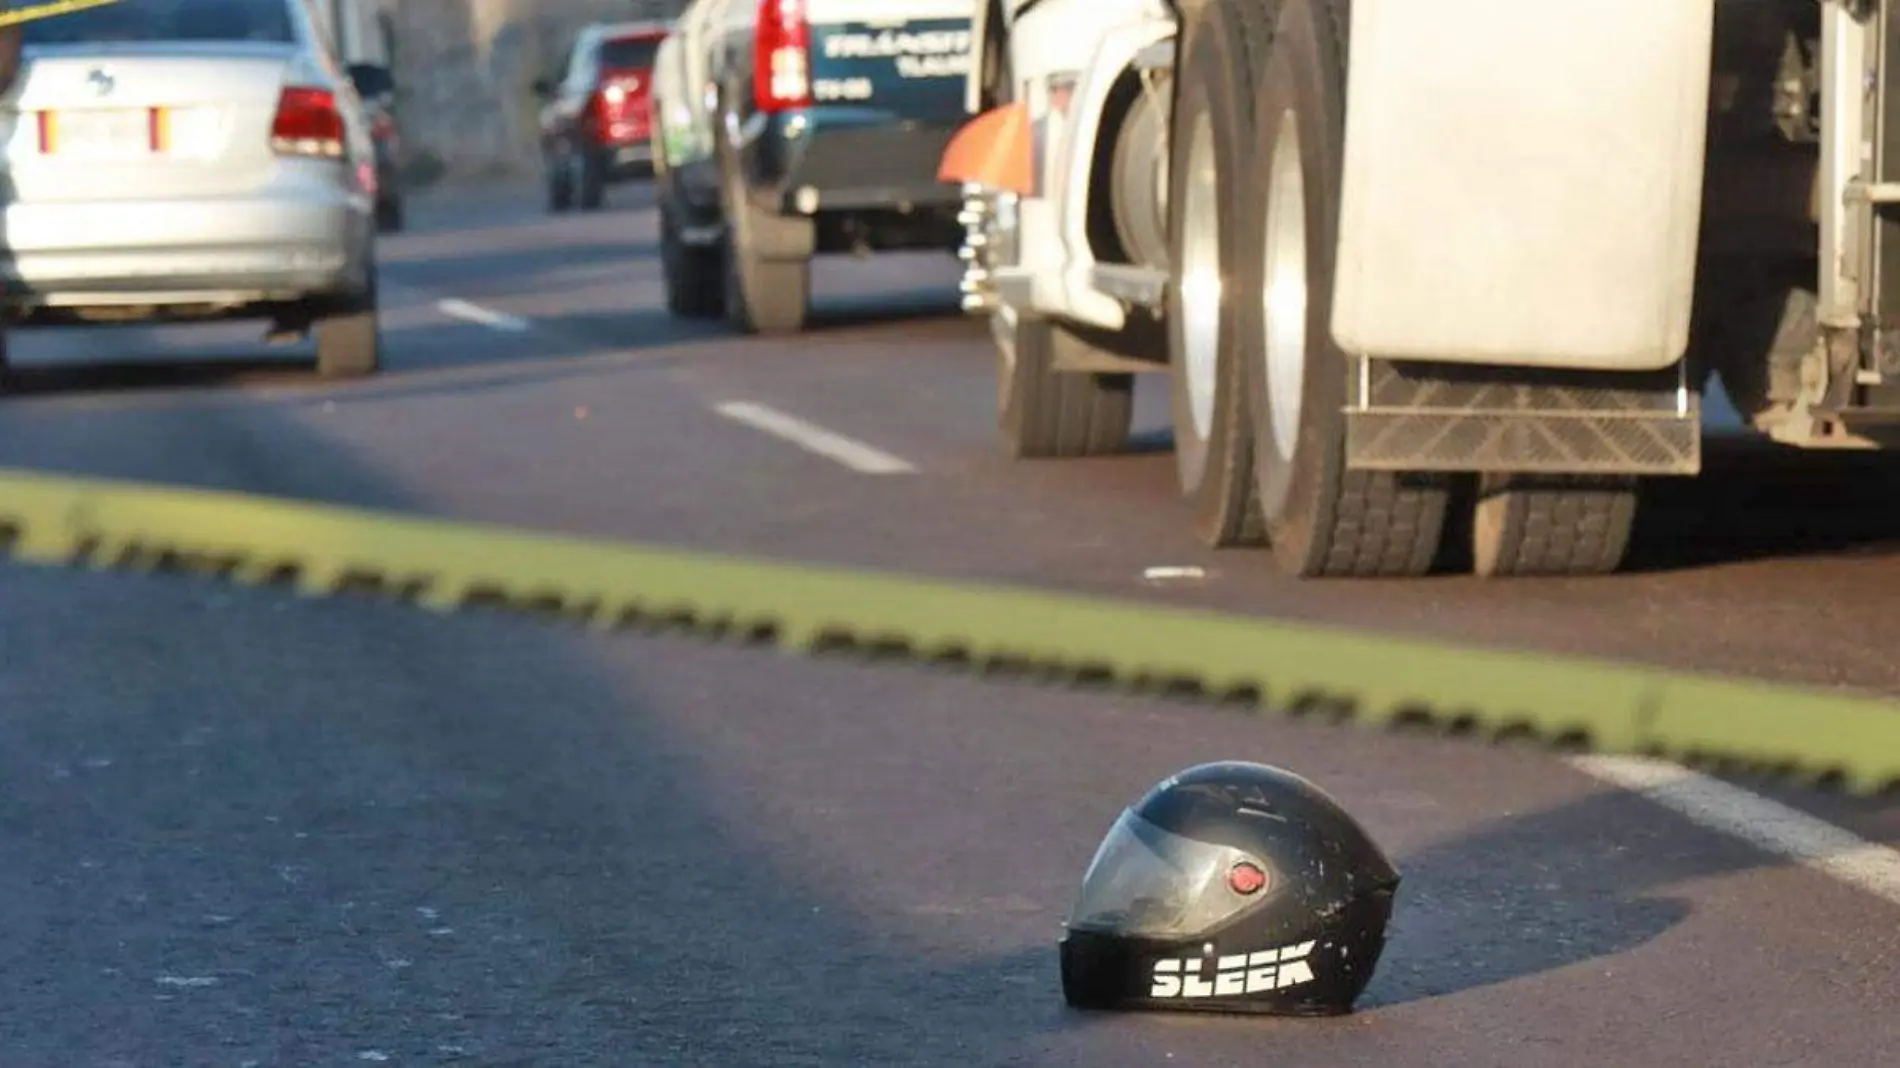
left=1364, top=788, right=1701, bottom=1009
left=0, top=354, right=317, bottom=397
left=1625, top=436, right=1900, bottom=572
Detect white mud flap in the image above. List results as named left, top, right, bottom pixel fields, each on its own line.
left=1331, top=0, right=1716, bottom=372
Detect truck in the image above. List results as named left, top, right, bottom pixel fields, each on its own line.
left=940, top=0, right=1846, bottom=579
left=649, top=0, right=976, bottom=333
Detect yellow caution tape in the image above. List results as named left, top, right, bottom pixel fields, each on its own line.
left=1, top=464, right=1895, bottom=794
left=0, top=0, right=124, bottom=29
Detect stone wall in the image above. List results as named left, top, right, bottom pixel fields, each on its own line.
left=383, top=0, right=688, bottom=186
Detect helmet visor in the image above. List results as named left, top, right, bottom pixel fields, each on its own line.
left=1064, top=808, right=1269, bottom=940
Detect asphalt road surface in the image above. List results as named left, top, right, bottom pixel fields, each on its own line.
left=1, top=181, right=1897, bottom=1067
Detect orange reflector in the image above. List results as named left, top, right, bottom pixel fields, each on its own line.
left=149, top=107, right=169, bottom=153
left=937, top=101, right=1033, bottom=196
left=37, top=111, right=55, bottom=154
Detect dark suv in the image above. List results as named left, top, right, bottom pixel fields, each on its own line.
left=534, top=20, right=667, bottom=212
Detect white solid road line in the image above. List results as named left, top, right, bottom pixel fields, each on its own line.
left=436, top=298, right=532, bottom=333
left=1568, top=755, right=1900, bottom=909
left=712, top=401, right=918, bottom=475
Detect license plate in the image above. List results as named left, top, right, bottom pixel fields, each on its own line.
left=40, top=107, right=153, bottom=159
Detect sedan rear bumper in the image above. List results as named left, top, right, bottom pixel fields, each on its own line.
left=0, top=190, right=372, bottom=310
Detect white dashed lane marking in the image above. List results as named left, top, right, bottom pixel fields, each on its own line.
left=436, top=298, right=532, bottom=333
left=712, top=400, right=918, bottom=475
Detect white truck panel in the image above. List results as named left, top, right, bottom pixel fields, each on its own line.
left=965, top=0, right=1045, bottom=113
left=1054, top=4, right=1174, bottom=330
left=1003, top=0, right=1161, bottom=328
left=965, top=0, right=989, bottom=113
left=988, top=3, right=1106, bottom=315
left=1331, top=0, right=1716, bottom=372
left=1004, top=1, right=1112, bottom=101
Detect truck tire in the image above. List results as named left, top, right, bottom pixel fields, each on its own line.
left=1471, top=474, right=1638, bottom=577
left=314, top=267, right=380, bottom=379
left=997, top=312, right=1135, bottom=458
left=661, top=201, right=725, bottom=319
left=1166, top=0, right=1265, bottom=547
left=1236, top=0, right=1448, bottom=577
left=723, top=233, right=809, bottom=335
left=719, top=168, right=811, bottom=335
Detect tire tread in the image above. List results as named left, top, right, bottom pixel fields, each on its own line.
left=1003, top=318, right=1133, bottom=458
left=1473, top=475, right=1637, bottom=577
left=1240, top=0, right=1448, bottom=578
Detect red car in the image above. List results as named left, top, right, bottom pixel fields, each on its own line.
left=534, top=20, right=668, bottom=212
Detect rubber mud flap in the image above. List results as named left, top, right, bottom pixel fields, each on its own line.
left=0, top=465, right=1894, bottom=795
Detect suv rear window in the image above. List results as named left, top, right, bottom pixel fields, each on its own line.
left=23, top=0, right=296, bottom=46
left=598, top=35, right=661, bottom=71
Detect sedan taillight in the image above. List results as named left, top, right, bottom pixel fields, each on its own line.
left=271, top=86, right=345, bottom=158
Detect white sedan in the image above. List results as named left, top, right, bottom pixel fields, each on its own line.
left=0, top=0, right=384, bottom=379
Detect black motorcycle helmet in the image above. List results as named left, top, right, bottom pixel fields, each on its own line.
left=1058, top=761, right=1400, bottom=1016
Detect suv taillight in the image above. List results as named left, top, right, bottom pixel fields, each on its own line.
left=271, top=86, right=345, bottom=158
left=595, top=74, right=643, bottom=120
left=600, top=72, right=645, bottom=105
left=753, top=0, right=810, bottom=112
